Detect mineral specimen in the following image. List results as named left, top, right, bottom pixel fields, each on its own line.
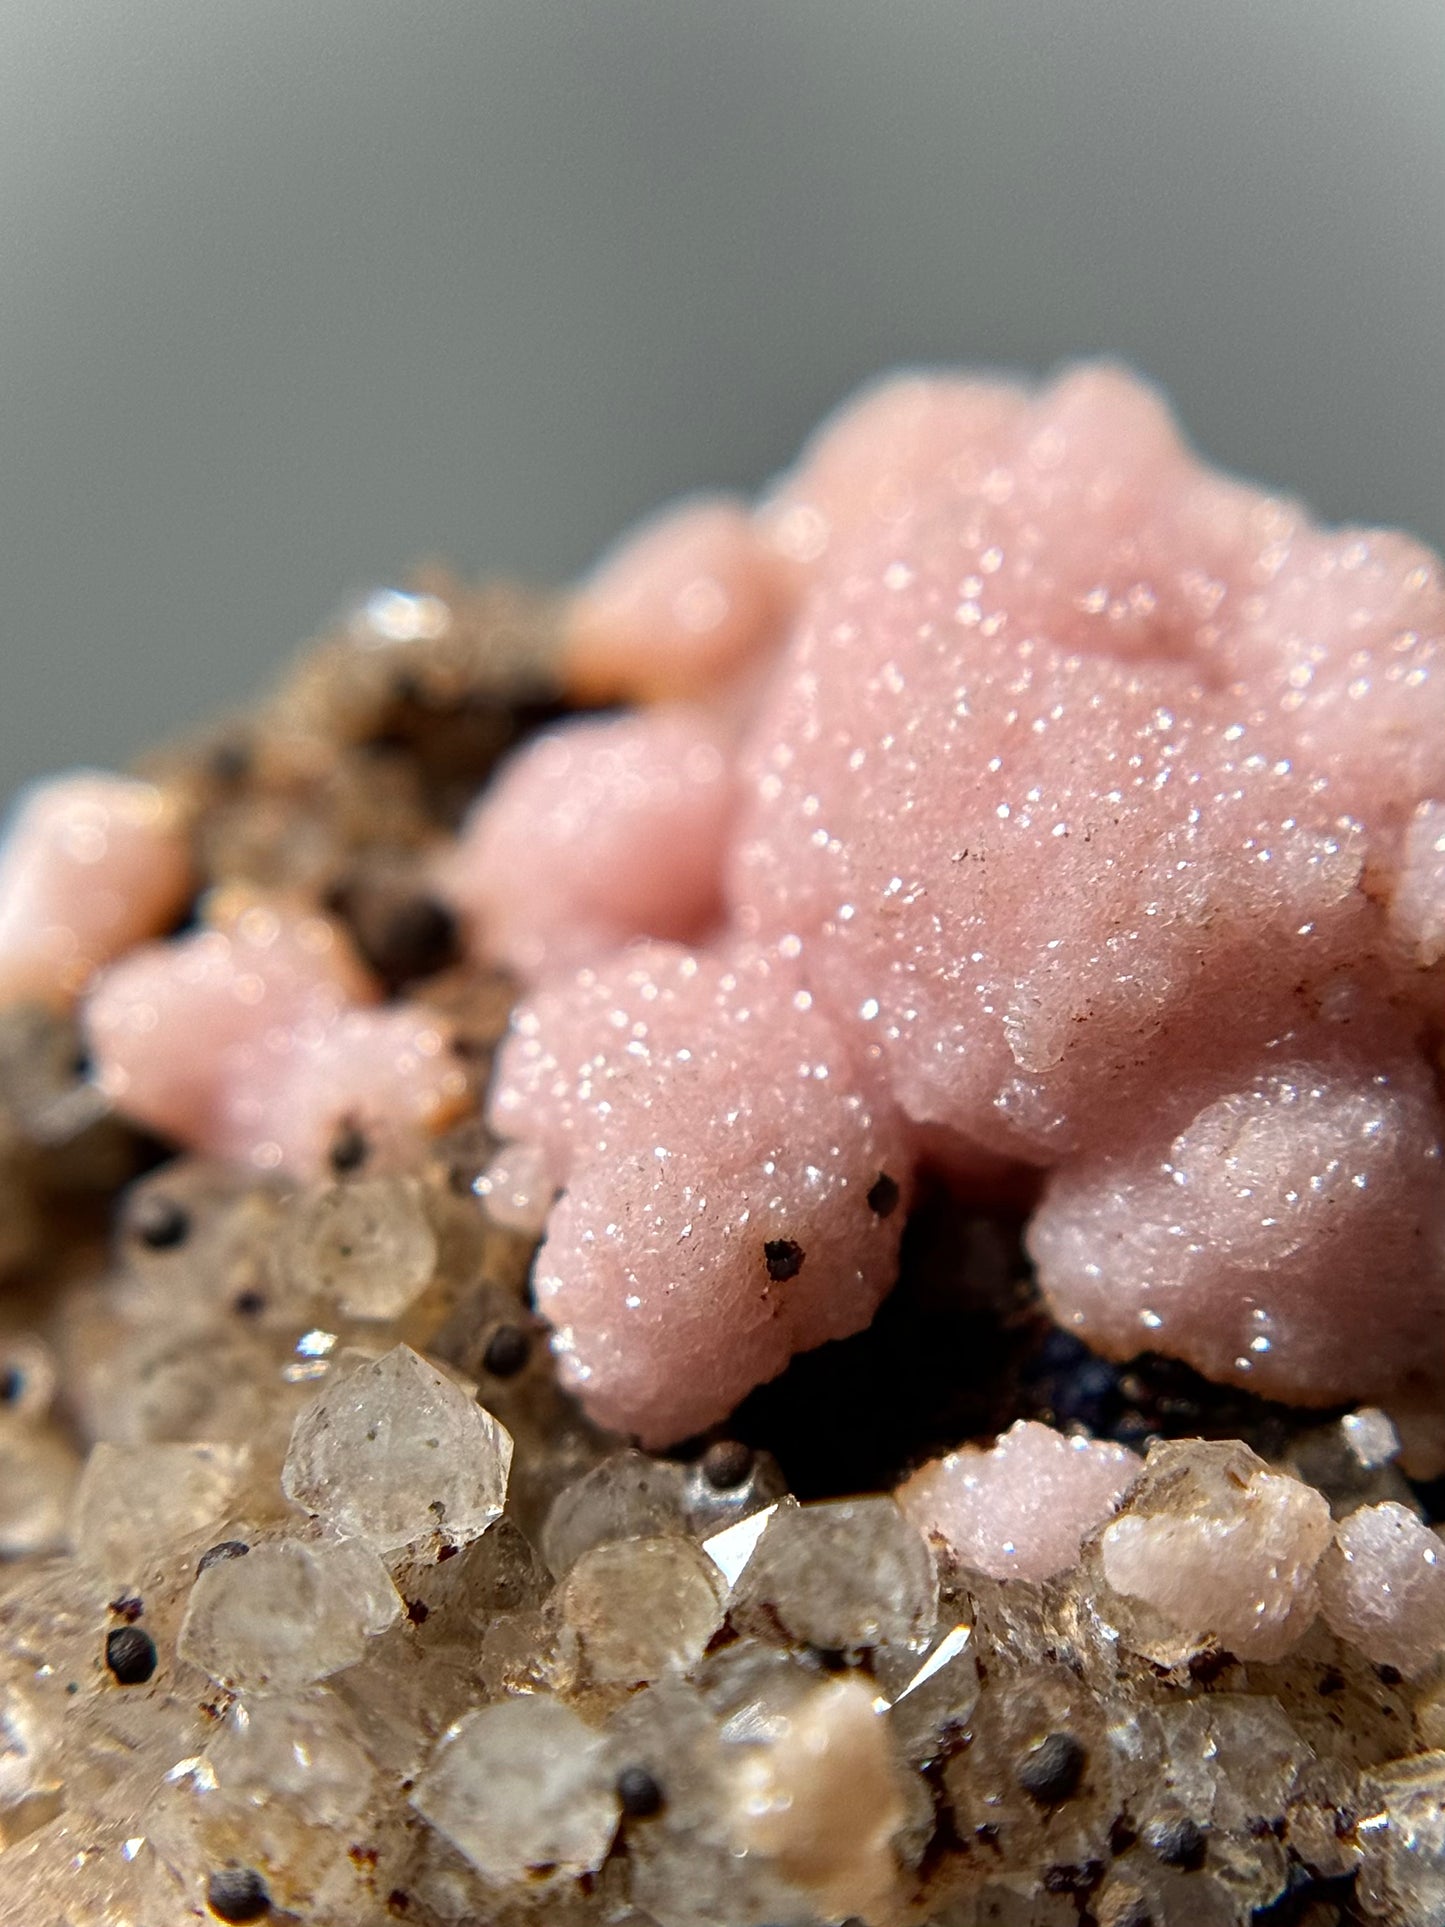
left=85, top=892, right=468, bottom=1175
left=280, top=1345, right=514, bottom=1554
left=441, top=705, right=737, bottom=978
left=1097, top=1437, right=1334, bottom=1663
left=492, top=942, right=910, bottom=1442
left=1318, top=1501, right=1445, bottom=1677
left=410, top=1695, right=619, bottom=1885
left=727, top=1672, right=908, bottom=1923
left=555, top=1534, right=723, bottom=1688
left=466, top=364, right=1445, bottom=1445
left=0, top=773, right=191, bottom=1009
left=728, top=1495, right=937, bottom=1654
left=899, top=1418, right=1139, bottom=1581
left=71, top=1441, right=250, bottom=1583
left=2, top=366, right=1445, bottom=1927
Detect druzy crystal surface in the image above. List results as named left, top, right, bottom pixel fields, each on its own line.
left=470, top=364, right=1445, bottom=1445
left=1, top=368, right=1445, bottom=1926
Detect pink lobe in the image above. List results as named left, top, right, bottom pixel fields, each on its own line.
left=0, top=772, right=191, bottom=1009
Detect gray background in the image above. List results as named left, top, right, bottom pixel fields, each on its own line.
left=2, top=1, right=1441, bottom=802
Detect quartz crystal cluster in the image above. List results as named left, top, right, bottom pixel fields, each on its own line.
left=0, top=373, right=1444, bottom=1926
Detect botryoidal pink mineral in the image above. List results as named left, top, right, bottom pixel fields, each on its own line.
left=9, top=366, right=1445, bottom=1927
left=472, top=364, right=1445, bottom=1447
left=11, top=364, right=1445, bottom=1455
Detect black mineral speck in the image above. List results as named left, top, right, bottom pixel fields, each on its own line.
left=616, top=1765, right=664, bottom=1818
left=329, top=1120, right=370, bottom=1174
left=373, top=893, right=460, bottom=986
left=333, top=880, right=461, bottom=992
left=866, top=1171, right=900, bottom=1218
left=702, top=1438, right=754, bottom=1490
left=764, top=1238, right=805, bottom=1283
left=105, top=1624, right=158, bottom=1685
left=1143, top=1812, right=1207, bottom=1871
left=482, top=1324, right=531, bottom=1378
left=132, top=1192, right=191, bottom=1250
left=206, top=1866, right=271, bottom=1922
left=1015, top=1731, right=1086, bottom=1806
left=0, top=1364, right=22, bottom=1404
left=207, top=739, right=252, bottom=785
left=198, top=1540, right=250, bottom=1574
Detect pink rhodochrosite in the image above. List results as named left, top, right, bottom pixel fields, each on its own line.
left=18, top=365, right=1445, bottom=1927
left=490, top=942, right=909, bottom=1443
left=898, top=1420, right=1139, bottom=1582
left=480, top=364, right=1445, bottom=1441
left=0, top=772, right=191, bottom=1008
left=18, top=363, right=1443, bottom=1443
left=85, top=893, right=467, bottom=1175
left=440, top=705, right=739, bottom=979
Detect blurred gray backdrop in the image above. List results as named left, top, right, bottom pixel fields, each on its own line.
left=2, top=1, right=1442, bottom=800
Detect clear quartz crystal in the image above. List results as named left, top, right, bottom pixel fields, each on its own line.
left=70, top=1441, right=250, bottom=1582
left=1092, top=1855, right=1244, bottom=1927
left=152, top=1689, right=397, bottom=1925
left=277, top=1175, right=439, bottom=1321
left=729, top=1496, right=938, bottom=1654
left=944, top=1654, right=1137, bottom=1896
left=604, top=1667, right=812, bottom=1927
left=478, top=1606, right=560, bottom=1700
left=71, top=1310, right=301, bottom=1457
left=1150, top=1694, right=1311, bottom=1909
left=178, top=1535, right=401, bottom=1693
left=702, top=1497, right=790, bottom=1588
left=392, top=1514, right=552, bottom=1650
left=878, top=1616, right=981, bottom=1763
left=281, top=1344, right=513, bottom=1553
left=1286, top=1407, right=1416, bottom=1517
left=1357, top=1751, right=1445, bottom=1927
left=411, top=1696, right=620, bottom=1884
left=0, top=1418, right=77, bottom=1557
left=1342, top=1406, right=1402, bottom=1469
left=540, top=1448, right=688, bottom=1574
left=556, top=1535, right=724, bottom=1687
left=120, top=1158, right=283, bottom=1324
left=0, top=1811, right=189, bottom=1927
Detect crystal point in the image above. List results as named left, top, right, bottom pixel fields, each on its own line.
left=281, top=1344, right=512, bottom=1554
left=411, top=1696, right=619, bottom=1883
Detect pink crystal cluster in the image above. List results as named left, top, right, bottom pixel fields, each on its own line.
left=898, top=1420, right=1140, bottom=1583
left=0, top=778, right=468, bottom=1177
left=466, top=366, right=1445, bottom=1443
left=86, top=892, right=467, bottom=1174
left=0, top=773, right=190, bottom=1008
left=4, top=365, right=1444, bottom=1453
